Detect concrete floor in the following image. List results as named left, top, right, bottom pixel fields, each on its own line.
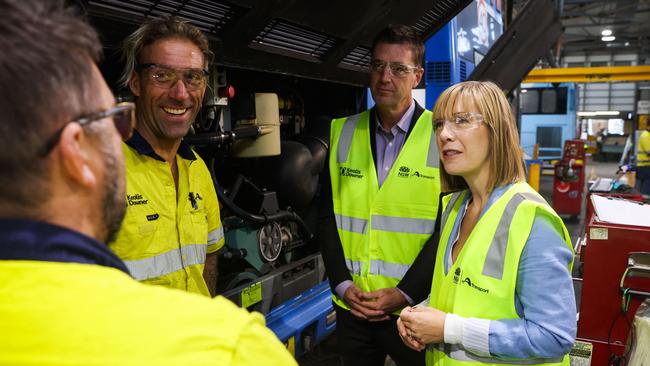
left=298, top=157, right=626, bottom=366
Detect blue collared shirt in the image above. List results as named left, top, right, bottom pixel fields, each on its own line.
left=0, top=219, right=129, bottom=273
left=375, top=101, right=415, bottom=187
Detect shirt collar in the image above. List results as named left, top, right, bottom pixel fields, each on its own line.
left=125, top=129, right=196, bottom=161
left=376, top=100, right=415, bottom=135
left=0, top=219, right=130, bottom=274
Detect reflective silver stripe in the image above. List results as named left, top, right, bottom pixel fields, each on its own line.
left=441, top=192, right=463, bottom=232
left=482, top=192, right=547, bottom=280
left=335, top=213, right=368, bottom=234
left=426, top=127, right=440, bottom=168
left=124, top=244, right=207, bottom=281
left=369, top=260, right=410, bottom=279
left=519, top=192, right=548, bottom=205
left=435, top=344, right=564, bottom=364
left=208, top=226, right=224, bottom=245
left=345, top=259, right=363, bottom=275
left=337, top=114, right=361, bottom=163
left=371, top=215, right=436, bottom=235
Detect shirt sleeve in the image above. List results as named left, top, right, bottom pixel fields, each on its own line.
left=203, top=166, right=224, bottom=254
left=487, top=211, right=576, bottom=358
left=230, top=312, right=298, bottom=366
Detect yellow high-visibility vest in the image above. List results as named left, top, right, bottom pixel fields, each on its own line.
left=329, top=109, right=440, bottom=312
left=638, top=130, right=650, bottom=167
left=427, top=182, right=573, bottom=366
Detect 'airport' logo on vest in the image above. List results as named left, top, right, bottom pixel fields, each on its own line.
left=127, top=193, right=148, bottom=206
left=340, top=167, right=363, bottom=178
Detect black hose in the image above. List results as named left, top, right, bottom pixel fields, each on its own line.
left=184, top=125, right=263, bottom=146
left=207, top=158, right=314, bottom=240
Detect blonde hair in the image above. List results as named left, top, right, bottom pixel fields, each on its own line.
left=432, top=81, right=525, bottom=192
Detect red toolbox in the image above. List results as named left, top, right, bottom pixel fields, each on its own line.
left=576, top=195, right=650, bottom=365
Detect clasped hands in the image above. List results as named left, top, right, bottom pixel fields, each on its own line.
left=343, top=284, right=408, bottom=321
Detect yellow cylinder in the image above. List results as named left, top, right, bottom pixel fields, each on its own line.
left=528, top=162, right=541, bottom=192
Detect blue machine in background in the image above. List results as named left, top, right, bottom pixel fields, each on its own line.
left=519, top=83, right=578, bottom=160
left=424, top=0, right=504, bottom=108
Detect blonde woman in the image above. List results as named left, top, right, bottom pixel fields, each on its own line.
left=397, top=81, right=576, bottom=365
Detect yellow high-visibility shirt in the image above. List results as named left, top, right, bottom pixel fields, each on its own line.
left=110, top=130, right=224, bottom=296
left=0, top=261, right=296, bottom=366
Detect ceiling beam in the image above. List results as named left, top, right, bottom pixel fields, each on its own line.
left=524, top=65, right=650, bottom=83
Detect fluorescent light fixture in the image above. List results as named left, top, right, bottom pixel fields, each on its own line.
left=601, top=29, right=613, bottom=36
left=521, top=89, right=528, bottom=93
left=602, top=36, right=616, bottom=42
left=577, top=111, right=620, bottom=117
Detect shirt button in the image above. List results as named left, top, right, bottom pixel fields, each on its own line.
left=182, top=255, right=187, bottom=261
left=384, top=166, right=389, bottom=171
left=388, top=142, right=393, bottom=147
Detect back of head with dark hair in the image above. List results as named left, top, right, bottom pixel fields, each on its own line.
left=371, top=24, right=424, bottom=67
left=0, top=0, right=102, bottom=213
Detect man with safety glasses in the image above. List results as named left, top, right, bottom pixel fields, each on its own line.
left=0, top=1, right=296, bottom=364
left=320, top=25, right=441, bottom=365
left=110, top=17, right=224, bottom=297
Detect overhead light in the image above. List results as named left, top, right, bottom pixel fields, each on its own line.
left=625, top=41, right=630, bottom=46
left=601, top=29, right=613, bottom=36
left=577, top=111, right=620, bottom=117
left=521, top=89, right=528, bottom=93
left=602, top=36, right=616, bottom=42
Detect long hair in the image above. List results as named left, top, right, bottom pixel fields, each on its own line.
left=118, top=16, right=212, bottom=88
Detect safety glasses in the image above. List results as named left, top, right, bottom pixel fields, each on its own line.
left=433, top=112, right=485, bottom=134
left=136, top=63, right=208, bottom=91
left=369, top=60, right=420, bottom=77
left=40, top=102, right=136, bottom=156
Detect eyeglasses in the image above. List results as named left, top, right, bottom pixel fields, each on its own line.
left=136, top=63, right=208, bottom=91
left=369, top=60, right=420, bottom=77
left=433, top=112, right=485, bottom=134
left=40, top=102, right=136, bottom=156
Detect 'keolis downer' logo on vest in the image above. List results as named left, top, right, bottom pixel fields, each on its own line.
left=340, top=167, right=364, bottom=178
left=397, top=165, right=435, bottom=179
left=127, top=193, right=148, bottom=206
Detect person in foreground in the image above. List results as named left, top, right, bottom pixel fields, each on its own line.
left=397, top=81, right=576, bottom=365
left=0, top=1, right=295, bottom=364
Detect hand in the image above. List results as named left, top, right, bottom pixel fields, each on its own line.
left=399, top=306, right=446, bottom=344
left=343, top=284, right=388, bottom=321
left=397, top=315, right=426, bottom=351
left=359, top=287, right=408, bottom=315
